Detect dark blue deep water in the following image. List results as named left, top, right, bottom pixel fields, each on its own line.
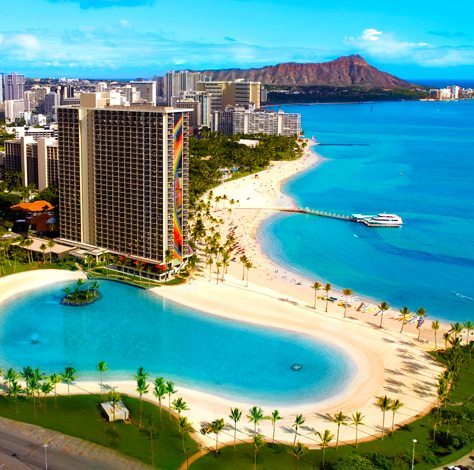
left=262, top=100, right=474, bottom=322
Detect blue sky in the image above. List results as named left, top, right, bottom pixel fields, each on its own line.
left=1, top=0, right=473, bottom=80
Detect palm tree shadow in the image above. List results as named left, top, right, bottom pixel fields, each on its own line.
left=383, top=338, right=396, bottom=343
left=402, top=360, right=427, bottom=372
left=280, top=425, right=295, bottom=434
left=386, top=378, right=404, bottom=387
left=315, top=412, right=333, bottom=422
left=301, top=425, right=316, bottom=433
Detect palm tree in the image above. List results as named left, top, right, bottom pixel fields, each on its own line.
left=324, top=283, right=332, bottom=312
left=135, top=366, right=149, bottom=381
left=49, top=373, right=61, bottom=407
left=252, top=433, right=265, bottom=470
left=312, top=281, right=321, bottom=309
left=378, top=301, right=390, bottom=328
left=20, top=366, right=34, bottom=397
left=293, top=413, right=305, bottom=445
left=244, top=260, right=254, bottom=287
left=4, top=368, right=18, bottom=391
left=41, top=382, right=54, bottom=410
left=136, top=377, right=149, bottom=429
left=399, top=306, right=411, bottom=333
left=153, top=378, right=166, bottom=421
left=342, top=288, right=353, bottom=318
left=108, top=389, right=121, bottom=422
left=143, top=415, right=158, bottom=467
left=178, top=417, right=193, bottom=470
left=463, top=320, right=474, bottom=345
left=292, top=442, right=305, bottom=470
left=229, top=407, right=242, bottom=448
left=431, top=320, right=440, bottom=349
left=165, top=381, right=177, bottom=418
left=375, top=395, right=392, bottom=439
left=416, top=307, right=427, bottom=340
left=172, top=397, right=189, bottom=417
left=39, top=243, right=47, bottom=264
left=269, top=409, right=283, bottom=445
left=316, top=429, right=334, bottom=469
left=332, top=411, right=348, bottom=449
left=97, top=361, right=108, bottom=394
left=8, top=380, right=22, bottom=401
left=61, top=366, right=76, bottom=397
left=247, top=406, right=264, bottom=434
left=450, top=322, right=463, bottom=340
left=47, top=239, right=55, bottom=263
left=206, top=256, right=213, bottom=282
left=210, top=418, right=225, bottom=454
left=443, top=332, right=451, bottom=349
left=351, top=411, right=365, bottom=447
left=390, top=399, right=404, bottom=434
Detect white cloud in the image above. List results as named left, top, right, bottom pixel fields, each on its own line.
left=12, top=34, right=40, bottom=50
left=361, top=28, right=382, bottom=42
left=344, top=28, right=474, bottom=67
left=346, top=29, right=430, bottom=58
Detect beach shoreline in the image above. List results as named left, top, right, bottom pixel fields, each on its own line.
left=0, top=267, right=444, bottom=447
left=210, top=139, right=454, bottom=337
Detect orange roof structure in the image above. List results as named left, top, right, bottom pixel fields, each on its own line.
left=10, top=200, right=55, bottom=212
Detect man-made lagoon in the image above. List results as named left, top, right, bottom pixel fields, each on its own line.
left=0, top=280, right=354, bottom=405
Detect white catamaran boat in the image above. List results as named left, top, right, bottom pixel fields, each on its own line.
left=352, top=213, right=404, bottom=227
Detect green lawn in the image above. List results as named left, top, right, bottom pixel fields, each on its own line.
left=0, top=394, right=198, bottom=469
left=191, top=352, right=474, bottom=470
left=0, top=260, right=78, bottom=277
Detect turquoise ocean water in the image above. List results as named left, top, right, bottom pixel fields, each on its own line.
left=261, top=100, right=474, bottom=322
left=0, top=280, right=354, bottom=404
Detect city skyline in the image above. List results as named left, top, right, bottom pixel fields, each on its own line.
left=1, top=0, right=474, bottom=80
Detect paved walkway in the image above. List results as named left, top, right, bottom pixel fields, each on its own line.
left=0, top=416, right=149, bottom=469
left=435, top=451, right=474, bottom=469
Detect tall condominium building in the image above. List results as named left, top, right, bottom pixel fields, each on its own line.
left=171, top=98, right=200, bottom=130
left=153, top=75, right=165, bottom=99
left=57, top=92, right=190, bottom=266
left=212, top=106, right=301, bottom=136
left=176, top=91, right=212, bottom=128
left=4, top=137, right=59, bottom=190
left=4, top=99, right=25, bottom=123
left=0, top=75, right=3, bottom=102
left=164, top=70, right=207, bottom=105
left=42, top=92, right=59, bottom=117
left=56, top=84, right=75, bottom=104
left=130, top=81, right=157, bottom=104
left=3, top=73, right=26, bottom=101
left=196, top=79, right=261, bottom=113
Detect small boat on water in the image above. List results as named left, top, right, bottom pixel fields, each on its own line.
left=352, top=213, right=403, bottom=227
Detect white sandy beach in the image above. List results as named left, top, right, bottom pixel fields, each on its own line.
left=0, top=268, right=443, bottom=449
left=0, top=142, right=450, bottom=449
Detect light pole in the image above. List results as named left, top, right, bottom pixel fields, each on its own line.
left=411, top=438, right=417, bottom=470
left=43, top=443, right=48, bottom=470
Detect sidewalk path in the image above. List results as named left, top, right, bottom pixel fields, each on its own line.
left=0, top=416, right=149, bottom=469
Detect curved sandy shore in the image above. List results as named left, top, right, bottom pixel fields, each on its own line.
left=0, top=264, right=443, bottom=449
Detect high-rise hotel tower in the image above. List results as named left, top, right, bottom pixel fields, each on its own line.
left=57, top=92, right=190, bottom=266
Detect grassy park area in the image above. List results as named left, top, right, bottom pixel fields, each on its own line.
left=0, top=394, right=198, bottom=468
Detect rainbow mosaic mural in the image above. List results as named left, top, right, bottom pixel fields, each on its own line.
left=173, top=114, right=184, bottom=261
